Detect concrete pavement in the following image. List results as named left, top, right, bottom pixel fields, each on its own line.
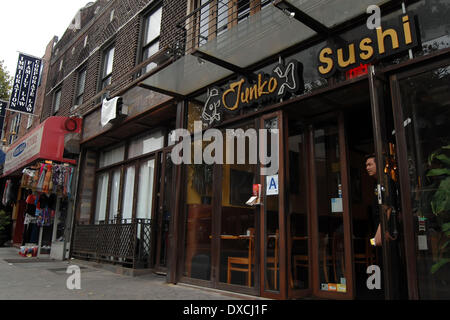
left=0, top=247, right=262, bottom=300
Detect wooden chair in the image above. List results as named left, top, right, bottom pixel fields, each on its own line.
left=227, top=228, right=255, bottom=287
left=266, top=229, right=279, bottom=290
left=320, top=234, right=335, bottom=283
left=354, top=237, right=375, bottom=268
left=291, top=236, right=308, bottom=288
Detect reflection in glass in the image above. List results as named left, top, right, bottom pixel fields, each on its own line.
left=137, top=159, right=155, bottom=220
left=184, top=139, right=213, bottom=280
left=408, top=0, right=450, bottom=56
left=95, top=172, right=109, bottom=223
left=159, top=153, right=173, bottom=267
left=287, top=118, right=309, bottom=290
left=122, top=166, right=135, bottom=220
left=220, top=122, right=257, bottom=287
left=314, top=122, right=346, bottom=292
left=399, top=65, right=450, bottom=299
left=109, top=169, right=121, bottom=220
left=263, top=118, right=280, bottom=291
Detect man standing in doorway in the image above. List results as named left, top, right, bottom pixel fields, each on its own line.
left=365, top=154, right=383, bottom=246
left=365, top=153, right=408, bottom=299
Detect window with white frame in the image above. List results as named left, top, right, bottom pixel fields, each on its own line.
left=53, top=88, right=62, bottom=114
left=93, top=129, right=168, bottom=224
left=141, top=6, right=162, bottom=74
left=74, top=68, right=87, bottom=107
left=101, top=45, right=115, bottom=91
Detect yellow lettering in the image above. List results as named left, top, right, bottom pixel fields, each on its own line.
left=360, top=37, right=374, bottom=61
left=268, top=77, right=277, bottom=93
left=377, top=27, right=399, bottom=55
left=402, top=15, right=413, bottom=45
left=249, top=84, right=258, bottom=101
left=258, top=74, right=269, bottom=96
left=318, top=47, right=334, bottom=75
left=241, top=88, right=249, bottom=104
left=223, top=79, right=244, bottom=111
left=337, top=44, right=356, bottom=68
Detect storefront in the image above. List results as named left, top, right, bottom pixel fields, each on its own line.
left=70, top=84, right=179, bottom=273
left=1, top=116, right=82, bottom=259
left=137, top=0, right=450, bottom=299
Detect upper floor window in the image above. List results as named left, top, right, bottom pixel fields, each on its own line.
left=101, top=45, right=115, bottom=90
left=190, top=0, right=270, bottom=52
left=27, top=115, right=33, bottom=130
left=74, top=68, right=87, bottom=107
left=141, top=6, right=162, bottom=73
left=9, top=113, right=21, bottom=145
left=53, top=88, right=62, bottom=114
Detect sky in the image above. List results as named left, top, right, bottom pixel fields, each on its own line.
left=0, top=0, right=92, bottom=78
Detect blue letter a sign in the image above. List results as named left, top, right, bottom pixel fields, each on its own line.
left=266, top=175, right=278, bottom=196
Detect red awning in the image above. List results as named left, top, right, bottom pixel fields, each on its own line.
left=2, top=116, right=82, bottom=177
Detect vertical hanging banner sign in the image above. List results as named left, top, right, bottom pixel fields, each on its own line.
left=0, top=100, right=7, bottom=132
left=8, top=53, right=42, bottom=114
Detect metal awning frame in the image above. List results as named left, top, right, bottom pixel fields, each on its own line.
left=138, top=0, right=411, bottom=100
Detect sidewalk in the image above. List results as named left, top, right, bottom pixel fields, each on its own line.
left=0, top=247, right=263, bottom=300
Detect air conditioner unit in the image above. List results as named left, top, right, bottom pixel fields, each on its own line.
left=101, top=96, right=128, bottom=127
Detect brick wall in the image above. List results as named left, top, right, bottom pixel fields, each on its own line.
left=42, top=0, right=154, bottom=120
left=160, top=0, right=188, bottom=50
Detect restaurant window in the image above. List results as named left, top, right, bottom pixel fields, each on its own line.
left=408, top=0, right=450, bottom=57
left=314, top=121, right=346, bottom=292
left=74, top=67, right=86, bottom=107
left=140, top=5, right=162, bottom=74
left=219, top=122, right=258, bottom=287
left=183, top=138, right=214, bottom=280
left=53, top=88, right=62, bottom=114
left=101, top=45, right=115, bottom=91
left=397, top=63, right=450, bottom=299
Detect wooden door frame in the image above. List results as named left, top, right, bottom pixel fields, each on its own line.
left=213, top=117, right=261, bottom=297
left=259, top=110, right=287, bottom=299
left=284, top=110, right=313, bottom=299
left=308, top=111, right=355, bottom=300
left=152, top=147, right=174, bottom=272
left=387, top=55, right=450, bottom=299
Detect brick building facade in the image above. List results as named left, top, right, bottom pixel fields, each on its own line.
left=4, top=0, right=450, bottom=301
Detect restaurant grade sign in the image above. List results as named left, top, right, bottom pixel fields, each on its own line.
left=202, top=60, right=304, bottom=125
left=317, top=14, right=420, bottom=78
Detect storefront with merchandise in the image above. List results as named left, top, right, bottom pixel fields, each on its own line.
left=1, top=116, right=82, bottom=259
left=138, top=0, right=450, bottom=299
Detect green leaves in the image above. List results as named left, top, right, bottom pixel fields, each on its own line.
left=431, top=177, right=450, bottom=215
left=431, top=258, right=450, bottom=274
left=427, top=168, right=450, bottom=177
left=0, top=60, right=12, bottom=100
left=436, top=154, right=450, bottom=166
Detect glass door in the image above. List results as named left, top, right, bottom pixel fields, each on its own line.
left=310, top=112, right=354, bottom=299
left=153, top=149, right=174, bottom=272
left=390, top=59, right=450, bottom=299
left=260, top=111, right=286, bottom=299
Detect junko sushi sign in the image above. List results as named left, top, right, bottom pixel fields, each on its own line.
left=201, top=60, right=305, bottom=125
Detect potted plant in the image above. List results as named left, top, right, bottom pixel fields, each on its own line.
left=425, top=145, right=450, bottom=275
left=0, top=210, right=11, bottom=247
